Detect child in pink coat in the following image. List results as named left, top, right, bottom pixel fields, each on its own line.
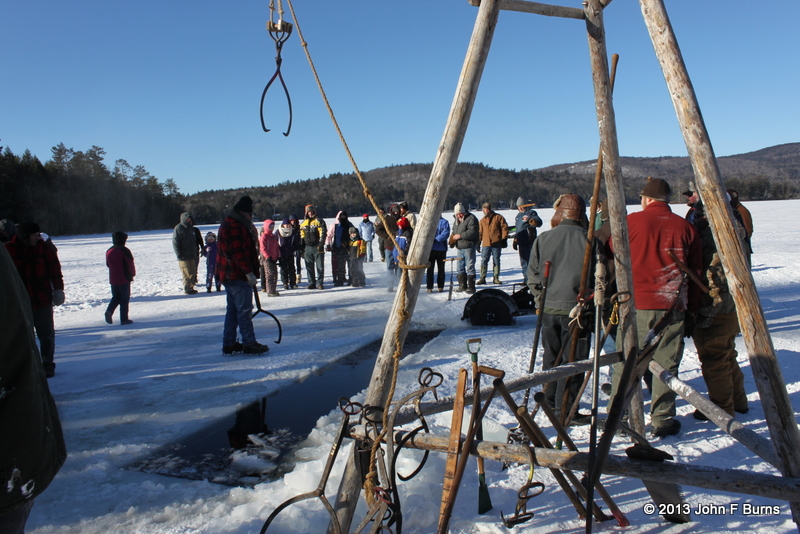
left=259, top=220, right=281, bottom=296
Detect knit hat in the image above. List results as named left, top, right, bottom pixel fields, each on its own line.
left=289, top=214, right=298, bottom=221
left=17, top=221, right=40, bottom=240
left=516, top=197, right=525, bottom=207
left=397, top=217, right=410, bottom=230
left=349, top=226, right=359, bottom=235
left=305, top=204, right=315, bottom=214
left=551, top=194, right=588, bottom=229
left=362, top=213, right=369, bottom=218
left=234, top=195, right=254, bottom=214
left=454, top=203, right=465, bottom=214
left=205, top=231, right=216, bottom=243
left=640, top=177, right=671, bottom=202
left=112, top=231, right=128, bottom=246
left=482, top=202, right=491, bottom=210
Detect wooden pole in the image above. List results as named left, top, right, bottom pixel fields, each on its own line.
left=583, top=0, right=645, bottom=437
left=374, top=430, right=800, bottom=504
left=328, top=1, right=501, bottom=531
left=650, top=360, right=779, bottom=468
left=638, top=0, right=800, bottom=523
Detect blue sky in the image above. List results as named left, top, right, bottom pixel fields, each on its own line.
left=2, top=1, right=797, bottom=195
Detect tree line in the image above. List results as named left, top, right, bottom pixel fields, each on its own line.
left=0, top=143, right=185, bottom=236
left=2, top=140, right=796, bottom=235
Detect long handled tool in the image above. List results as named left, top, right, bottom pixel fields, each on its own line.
left=466, top=338, right=493, bottom=514
left=252, top=287, right=283, bottom=343
left=584, top=253, right=608, bottom=532
left=560, top=53, right=621, bottom=425
left=506, top=261, right=552, bottom=447
left=534, top=391, right=628, bottom=527
left=447, top=257, right=455, bottom=301
left=522, top=260, right=551, bottom=410
left=437, top=369, right=467, bottom=534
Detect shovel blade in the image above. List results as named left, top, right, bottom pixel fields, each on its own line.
left=478, top=473, right=493, bottom=514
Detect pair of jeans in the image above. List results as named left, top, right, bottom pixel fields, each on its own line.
left=480, top=245, right=502, bottom=270
left=222, top=280, right=256, bottom=346
left=456, top=247, right=476, bottom=276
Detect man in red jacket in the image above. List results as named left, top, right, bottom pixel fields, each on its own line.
left=216, top=196, right=269, bottom=355
left=610, top=178, right=702, bottom=438
left=4, top=222, right=65, bottom=378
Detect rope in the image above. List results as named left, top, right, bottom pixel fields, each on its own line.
left=283, top=0, right=427, bottom=505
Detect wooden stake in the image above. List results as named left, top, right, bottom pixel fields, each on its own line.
left=328, top=1, right=501, bottom=531
left=638, top=0, right=800, bottom=523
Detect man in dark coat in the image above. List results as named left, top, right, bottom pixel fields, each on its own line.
left=449, top=203, right=479, bottom=294
left=513, top=197, right=543, bottom=284
left=690, top=203, right=749, bottom=419
left=0, top=245, right=66, bottom=532
left=173, top=212, right=198, bottom=295
left=216, top=196, right=269, bottom=355
left=5, top=222, right=65, bottom=378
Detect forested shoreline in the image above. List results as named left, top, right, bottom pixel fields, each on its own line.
left=2, top=142, right=797, bottom=235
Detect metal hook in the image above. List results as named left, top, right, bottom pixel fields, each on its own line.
left=260, top=20, right=293, bottom=136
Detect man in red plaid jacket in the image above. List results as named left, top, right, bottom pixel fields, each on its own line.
left=5, top=221, right=65, bottom=377
left=216, top=196, right=269, bottom=355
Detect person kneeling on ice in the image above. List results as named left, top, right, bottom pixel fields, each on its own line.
left=216, top=195, right=269, bottom=355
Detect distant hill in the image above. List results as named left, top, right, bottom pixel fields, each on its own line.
left=185, top=143, right=800, bottom=223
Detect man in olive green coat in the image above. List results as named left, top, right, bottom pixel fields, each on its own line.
left=173, top=212, right=199, bottom=294
left=0, top=245, right=66, bottom=533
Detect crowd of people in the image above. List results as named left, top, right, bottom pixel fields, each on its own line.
left=0, top=181, right=756, bottom=531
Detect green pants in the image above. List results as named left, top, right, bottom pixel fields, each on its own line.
left=692, top=312, right=748, bottom=415
left=611, top=309, right=686, bottom=429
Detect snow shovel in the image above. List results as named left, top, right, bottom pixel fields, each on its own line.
left=466, top=338, right=493, bottom=514
left=252, top=287, right=282, bottom=344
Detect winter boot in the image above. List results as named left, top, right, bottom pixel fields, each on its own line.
left=223, top=341, right=244, bottom=355
left=477, top=266, right=487, bottom=285
left=493, top=265, right=502, bottom=284
left=296, top=273, right=302, bottom=285
left=466, top=275, right=476, bottom=295
left=243, top=341, right=269, bottom=355
left=455, top=273, right=467, bottom=292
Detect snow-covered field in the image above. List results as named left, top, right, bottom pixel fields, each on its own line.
left=23, top=201, right=800, bottom=533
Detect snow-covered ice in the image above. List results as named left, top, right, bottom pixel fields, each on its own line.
left=21, top=201, right=800, bottom=533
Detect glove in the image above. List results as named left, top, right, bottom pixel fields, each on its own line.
left=246, top=272, right=258, bottom=286
left=512, top=239, right=518, bottom=251
left=52, top=289, right=65, bottom=306
left=326, top=245, right=332, bottom=252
